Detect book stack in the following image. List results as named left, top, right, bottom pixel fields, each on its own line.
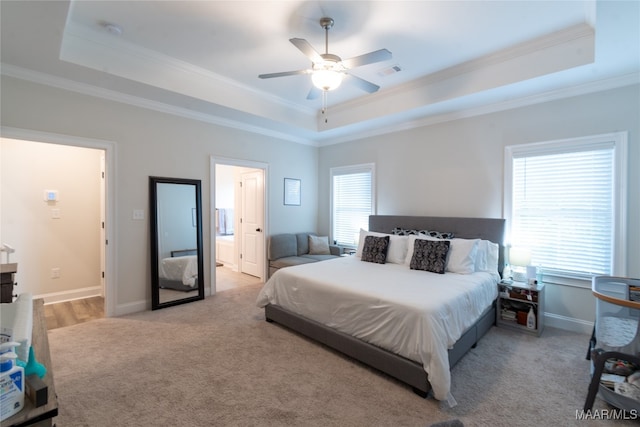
left=500, top=308, right=516, bottom=321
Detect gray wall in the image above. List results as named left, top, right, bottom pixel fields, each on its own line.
left=2, top=72, right=638, bottom=332
left=318, top=84, right=640, bottom=333
left=1, top=75, right=319, bottom=314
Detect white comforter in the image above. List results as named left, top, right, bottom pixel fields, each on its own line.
left=159, top=255, right=198, bottom=287
left=256, top=256, right=498, bottom=404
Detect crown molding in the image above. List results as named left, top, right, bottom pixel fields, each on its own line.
left=316, top=73, right=640, bottom=147
left=3, top=63, right=636, bottom=149
left=60, top=23, right=317, bottom=127
left=320, top=22, right=596, bottom=132
left=1, top=63, right=315, bottom=146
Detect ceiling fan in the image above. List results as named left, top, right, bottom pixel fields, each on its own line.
left=258, top=17, right=392, bottom=100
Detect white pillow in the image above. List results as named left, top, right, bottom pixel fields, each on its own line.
left=475, top=239, right=499, bottom=274
left=308, top=235, right=330, bottom=255
left=475, top=241, right=488, bottom=271
left=386, top=235, right=408, bottom=264
left=356, top=229, right=408, bottom=264
left=405, top=235, right=479, bottom=274
left=446, top=238, right=479, bottom=274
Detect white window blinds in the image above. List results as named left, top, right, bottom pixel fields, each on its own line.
left=331, top=164, right=375, bottom=246
left=505, top=132, right=627, bottom=280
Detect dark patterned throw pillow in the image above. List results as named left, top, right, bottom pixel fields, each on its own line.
left=361, top=235, right=390, bottom=264
left=409, top=239, right=450, bottom=274
left=391, top=227, right=455, bottom=239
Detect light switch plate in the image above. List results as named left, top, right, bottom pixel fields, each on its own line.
left=133, top=209, right=144, bottom=220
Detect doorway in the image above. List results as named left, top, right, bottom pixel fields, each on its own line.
left=211, top=157, right=268, bottom=295
left=0, top=127, right=115, bottom=316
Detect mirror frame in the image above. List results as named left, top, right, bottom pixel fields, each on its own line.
left=150, top=176, right=204, bottom=310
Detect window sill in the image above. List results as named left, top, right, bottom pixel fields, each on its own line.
left=539, top=273, right=591, bottom=289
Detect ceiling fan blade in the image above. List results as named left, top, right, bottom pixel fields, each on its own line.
left=342, top=49, right=392, bottom=69
left=290, top=38, right=323, bottom=63
left=258, top=69, right=310, bottom=79
left=345, top=74, right=380, bottom=93
left=306, top=86, right=322, bottom=100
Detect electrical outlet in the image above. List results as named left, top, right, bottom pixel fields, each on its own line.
left=132, top=209, right=145, bottom=220
left=51, top=268, right=60, bottom=279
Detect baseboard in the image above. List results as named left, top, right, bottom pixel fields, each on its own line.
left=114, top=300, right=147, bottom=316
left=36, top=286, right=102, bottom=305
left=544, top=312, right=593, bottom=335
left=35, top=287, right=150, bottom=317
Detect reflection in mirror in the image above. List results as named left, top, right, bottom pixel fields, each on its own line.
left=150, top=177, right=204, bottom=310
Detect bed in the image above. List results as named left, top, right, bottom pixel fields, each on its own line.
left=158, top=249, right=199, bottom=291
left=256, top=215, right=505, bottom=406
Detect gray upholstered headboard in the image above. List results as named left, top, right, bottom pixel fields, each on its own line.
left=369, top=215, right=506, bottom=275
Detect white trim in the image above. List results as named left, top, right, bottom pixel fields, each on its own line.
left=38, top=286, right=102, bottom=305
left=544, top=312, right=594, bottom=336
left=114, top=300, right=147, bottom=317
left=316, top=73, right=640, bottom=147
left=210, top=156, right=269, bottom=295
left=1, top=64, right=314, bottom=146
left=0, top=126, right=118, bottom=317
left=60, top=23, right=317, bottom=115
left=504, top=131, right=628, bottom=277
left=2, top=63, right=637, bottom=148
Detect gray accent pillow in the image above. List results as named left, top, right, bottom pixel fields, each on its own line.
left=361, top=235, right=390, bottom=264
left=308, top=235, right=330, bottom=255
left=410, top=239, right=450, bottom=274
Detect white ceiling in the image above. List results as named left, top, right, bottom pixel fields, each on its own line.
left=1, top=1, right=638, bottom=145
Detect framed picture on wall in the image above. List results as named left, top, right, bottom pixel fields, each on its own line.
left=284, top=178, right=301, bottom=206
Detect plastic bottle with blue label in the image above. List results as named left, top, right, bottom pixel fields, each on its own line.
left=0, top=341, right=25, bottom=421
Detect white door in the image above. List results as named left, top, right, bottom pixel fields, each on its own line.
left=240, top=170, right=264, bottom=278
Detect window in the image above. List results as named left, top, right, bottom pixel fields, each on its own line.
left=331, top=163, right=375, bottom=247
left=504, top=132, right=627, bottom=284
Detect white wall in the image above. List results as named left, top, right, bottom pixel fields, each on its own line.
left=215, top=165, right=235, bottom=212
left=1, top=75, right=319, bottom=314
left=0, top=138, right=102, bottom=300
left=318, top=84, right=640, bottom=333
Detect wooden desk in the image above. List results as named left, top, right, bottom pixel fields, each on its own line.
left=2, top=299, right=58, bottom=427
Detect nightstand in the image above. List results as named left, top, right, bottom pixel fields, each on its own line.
left=497, top=280, right=545, bottom=336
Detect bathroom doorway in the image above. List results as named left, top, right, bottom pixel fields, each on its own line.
left=1, top=130, right=115, bottom=316
left=211, top=157, right=268, bottom=295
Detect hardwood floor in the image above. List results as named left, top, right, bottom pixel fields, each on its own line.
left=215, top=265, right=262, bottom=291
left=44, top=296, right=104, bottom=330
left=44, top=266, right=261, bottom=330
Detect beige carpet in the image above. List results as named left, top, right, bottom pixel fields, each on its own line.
left=48, top=283, right=634, bottom=426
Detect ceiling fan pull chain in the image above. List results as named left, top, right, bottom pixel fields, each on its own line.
left=322, top=90, right=328, bottom=123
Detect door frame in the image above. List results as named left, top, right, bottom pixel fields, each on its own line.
left=210, top=156, right=268, bottom=295
left=1, top=126, right=117, bottom=317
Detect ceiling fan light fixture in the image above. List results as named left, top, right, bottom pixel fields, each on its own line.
left=312, top=69, right=343, bottom=91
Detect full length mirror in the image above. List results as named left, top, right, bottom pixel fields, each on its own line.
left=150, top=176, right=204, bottom=310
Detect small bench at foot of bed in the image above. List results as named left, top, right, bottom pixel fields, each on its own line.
left=264, top=300, right=496, bottom=397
